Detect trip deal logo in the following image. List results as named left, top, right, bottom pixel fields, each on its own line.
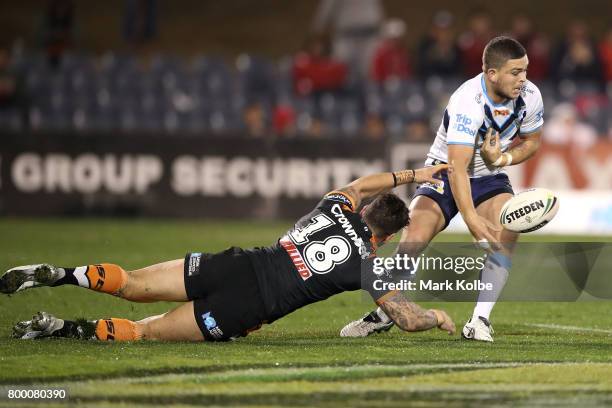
left=453, top=114, right=476, bottom=136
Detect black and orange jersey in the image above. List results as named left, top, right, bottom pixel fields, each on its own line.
left=245, top=191, right=389, bottom=323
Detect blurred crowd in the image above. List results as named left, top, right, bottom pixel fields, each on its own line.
left=0, top=0, right=611, bottom=148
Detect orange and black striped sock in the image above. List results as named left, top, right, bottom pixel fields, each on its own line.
left=94, top=318, right=143, bottom=341
left=54, top=264, right=128, bottom=296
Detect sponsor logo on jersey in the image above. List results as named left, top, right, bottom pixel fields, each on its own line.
left=494, top=109, right=510, bottom=116
left=325, top=192, right=353, bottom=210
left=330, top=204, right=368, bottom=255
left=280, top=235, right=313, bottom=281
left=201, top=312, right=224, bottom=339
left=453, top=114, right=476, bottom=136
left=188, top=253, right=202, bottom=276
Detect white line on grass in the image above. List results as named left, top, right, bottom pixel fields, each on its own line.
left=527, top=323, right=612, bottom=334
left=45, top=362, right=595, bottom=387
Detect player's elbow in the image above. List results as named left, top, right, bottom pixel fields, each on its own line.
left=529, top=137, right=542, bottom=151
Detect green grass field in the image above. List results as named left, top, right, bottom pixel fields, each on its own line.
left=1, top=218, right=612, bottom=407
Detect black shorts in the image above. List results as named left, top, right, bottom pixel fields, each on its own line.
left=184, top=247, right=267, bottom=341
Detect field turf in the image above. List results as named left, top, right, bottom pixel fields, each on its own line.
left=1, top=218, right=612, bottom=407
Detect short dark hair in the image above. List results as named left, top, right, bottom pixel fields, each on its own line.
left=362, top=193, right=410, bottom=237
left=483, top=36, right=526, bottom=70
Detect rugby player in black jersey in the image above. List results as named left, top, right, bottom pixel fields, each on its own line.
left=2, top=165, right=455, bottom=342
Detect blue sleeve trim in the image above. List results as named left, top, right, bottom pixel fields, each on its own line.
left=324, top=191, right=356, bottom=212
left=520, top=125, right=543, bottom=135
left=447, top=142, right=475, bottom=146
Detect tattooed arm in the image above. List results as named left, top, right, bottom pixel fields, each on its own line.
left=377, top=291, right=456, bottom=334
left=336, top=164, right=448, bottom=209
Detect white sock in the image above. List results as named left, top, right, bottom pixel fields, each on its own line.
left=376, top=307, right=391, bottom=323
left=472, top=252, right=511, bottom=320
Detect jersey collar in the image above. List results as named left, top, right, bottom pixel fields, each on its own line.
left=480, top=74, right=509, bottom=108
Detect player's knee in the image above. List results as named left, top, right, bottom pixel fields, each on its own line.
left=403, top=222, right=438, bottom=244
left=397, top=233, right=431, bottom=255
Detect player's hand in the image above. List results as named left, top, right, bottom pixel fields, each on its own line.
left=464, top=213, right=502, bottom=251
left=481, top=128, right=502, bottom=165
left=414, top=164, right=449, bottom=185
left=430, top=309, right=456, bottom=335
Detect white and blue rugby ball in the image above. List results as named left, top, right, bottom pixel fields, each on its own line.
left=500, top=188, right=559, bottom=233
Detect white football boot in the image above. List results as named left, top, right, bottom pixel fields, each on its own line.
left=461, top=316, right=494, bottom=342
left=13, top=312, right=65, bottom=339
left=340, top=309, right=394, bottom=337
left=0, top=264, right=63, bottom=294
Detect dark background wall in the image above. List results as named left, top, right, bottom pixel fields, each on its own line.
left=1, top=0, right=610, bottom=58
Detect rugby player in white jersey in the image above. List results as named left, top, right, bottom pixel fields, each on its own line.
left=341, top=36, right=544, bottom=342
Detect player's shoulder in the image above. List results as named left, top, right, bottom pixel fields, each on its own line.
left=448, top=74, right=486, bottom=112
left=520, top=80, right=543, bottom=105
left=321, top=190, right=357, bottom=212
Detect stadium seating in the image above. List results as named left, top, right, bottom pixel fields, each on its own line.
left=6, top=52, right=611, bottom=138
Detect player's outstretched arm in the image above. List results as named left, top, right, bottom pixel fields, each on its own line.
left=377, top=291, right=455, bottom=334
left=339, top=165, right=448, bottom=208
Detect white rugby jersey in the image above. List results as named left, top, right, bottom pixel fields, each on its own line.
left=427, top=73, right=544, bottom=178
